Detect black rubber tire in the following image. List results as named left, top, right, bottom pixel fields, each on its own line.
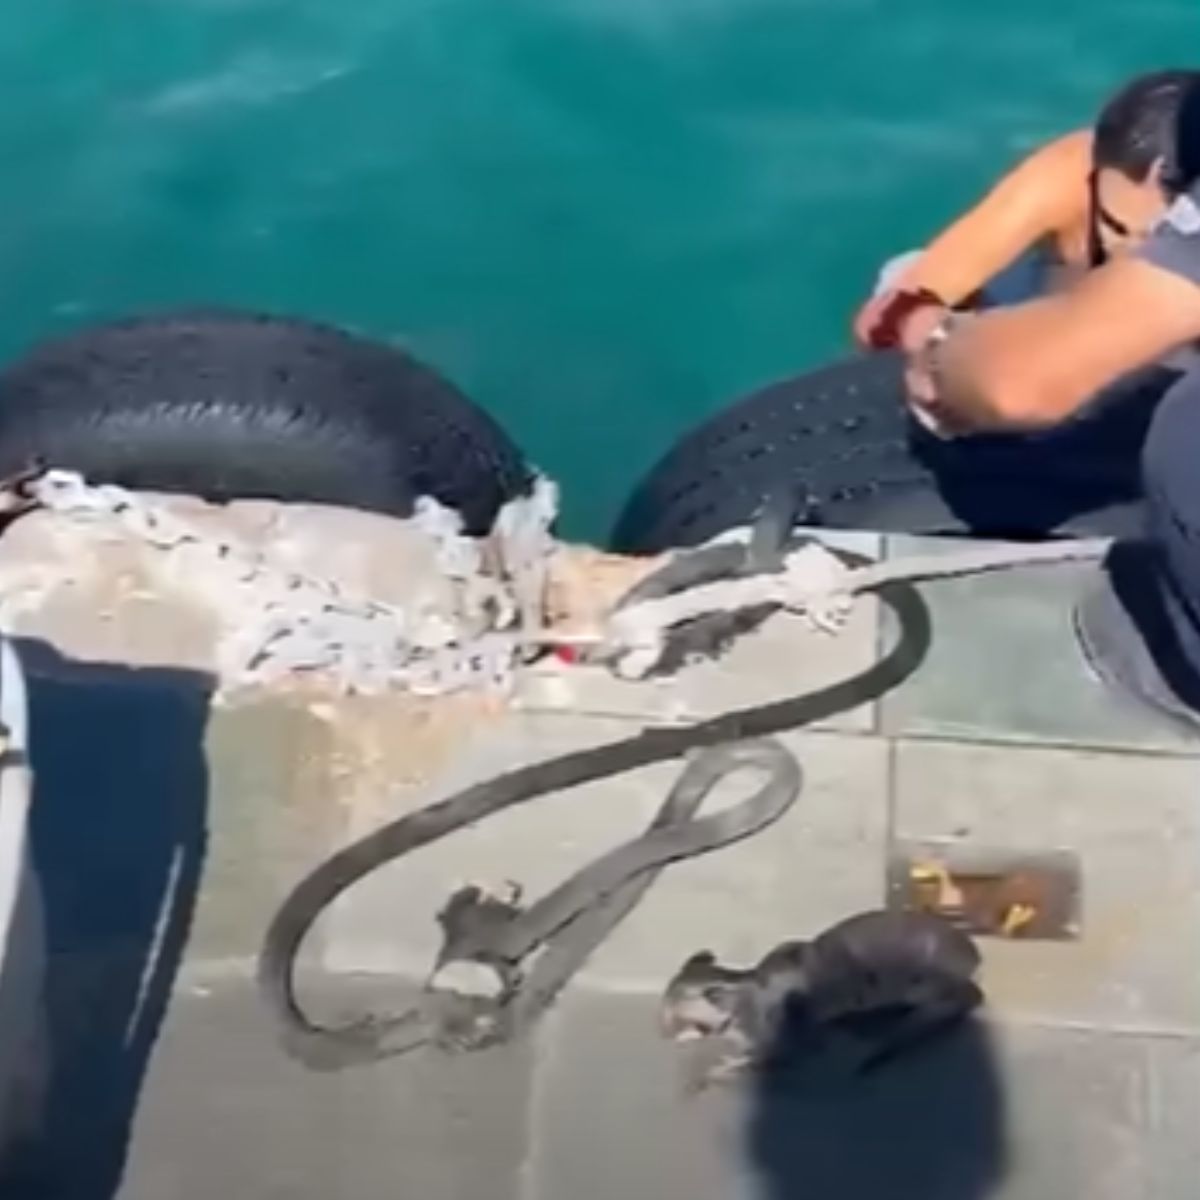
left=611, top=353, right=945, bottom=554
left=610, top=351, right=1162, bottom=555
left=0, top=309, right=532, bottom=535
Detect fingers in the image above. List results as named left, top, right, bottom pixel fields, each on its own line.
left=853, top=291, right=893, bottom=348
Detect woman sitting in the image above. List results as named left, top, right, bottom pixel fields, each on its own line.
left=853, top=68, right=1200, bottom=352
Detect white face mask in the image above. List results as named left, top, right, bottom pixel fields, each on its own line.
left=1161, top=192, right=1200, bottom=235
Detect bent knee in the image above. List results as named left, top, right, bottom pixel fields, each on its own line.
left=1143, top=371, right=1200, bottom=518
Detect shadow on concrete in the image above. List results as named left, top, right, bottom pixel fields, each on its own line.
left=0, top=640, right=213, bottom=1199
left=745, top=1015, right=1009, bottom=1200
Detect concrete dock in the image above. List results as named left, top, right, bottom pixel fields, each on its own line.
left=0, top=511, right=1195, bottom=1199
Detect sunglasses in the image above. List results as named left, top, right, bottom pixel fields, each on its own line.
left=1086, top=168, right=1132, bottom=268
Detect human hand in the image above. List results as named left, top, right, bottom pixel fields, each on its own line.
left=905, top=370, right=949, bottom=436
left=855, top=289, right=948, bottom=351
left=852, top=290, right=896, bottom=348
left=902, top=311, right=960, bottom=438
left=896, top=303, right=948, bottom=354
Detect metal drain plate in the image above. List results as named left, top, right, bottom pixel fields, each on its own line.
left=887, top=840, right=1082, bottom=941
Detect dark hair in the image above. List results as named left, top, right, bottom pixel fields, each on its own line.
left=1092, top=68, right=1200, bottom=192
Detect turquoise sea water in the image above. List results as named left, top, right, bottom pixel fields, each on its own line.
left=0, top=0, right=1195, bottom=537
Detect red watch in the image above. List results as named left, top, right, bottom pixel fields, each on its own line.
left=869, top=286, right=946, bottom=350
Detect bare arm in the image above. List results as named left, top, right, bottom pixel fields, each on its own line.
left=917, top=251, right=1200, bottom=432
left=876, top=132, right=1088, bottom=305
